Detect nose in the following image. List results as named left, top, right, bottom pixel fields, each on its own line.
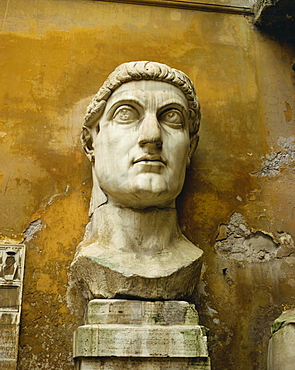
left=138, top=114, right=162, bottom=149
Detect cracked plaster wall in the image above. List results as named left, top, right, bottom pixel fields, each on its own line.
left=0, top=0, right=295, bottom=369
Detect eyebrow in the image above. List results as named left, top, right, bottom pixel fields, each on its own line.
left=106, top=98, right=144, bottom=114
left=158, top=99, right=188, bottom=113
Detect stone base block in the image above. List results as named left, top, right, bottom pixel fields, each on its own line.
left=74, top=300, right=210, bottom=369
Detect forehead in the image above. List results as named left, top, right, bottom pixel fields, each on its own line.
left=105, top=80, right=188, bottom=109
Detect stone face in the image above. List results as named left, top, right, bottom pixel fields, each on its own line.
left=81, top=62, right=200, bottom=212
left=72, top=62, right=203, bottom=300
left=74, top=300, right=210, bottom=369
left=90, top=80, right=193, bottom=209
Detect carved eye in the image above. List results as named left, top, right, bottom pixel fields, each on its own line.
left=113, top=105, right=139, bottom=124
left=159, top=109, right=183, bottom=128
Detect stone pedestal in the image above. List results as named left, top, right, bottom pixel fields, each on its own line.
left=268, top=308, right=295, bottom=370
left=73, top=299, right=210, bottom=369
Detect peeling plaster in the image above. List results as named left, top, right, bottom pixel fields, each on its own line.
left=23, top=219, right=42, bottom=242
left=252, top=136, right=295, bottom=177
left=215, top=212, right=295, bottom=262
left=21, top=185, right=70, bottom=243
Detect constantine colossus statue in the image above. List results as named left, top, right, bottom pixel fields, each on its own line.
left=71, top=61, right=203, bottom=300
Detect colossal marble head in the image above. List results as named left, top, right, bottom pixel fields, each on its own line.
left=81, top=61, right=200, bottom=211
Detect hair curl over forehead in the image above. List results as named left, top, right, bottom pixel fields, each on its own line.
left=81, top=61, right=200, bottom=157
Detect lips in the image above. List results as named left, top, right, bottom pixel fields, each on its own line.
left=133, top=155, right=166, bottom=165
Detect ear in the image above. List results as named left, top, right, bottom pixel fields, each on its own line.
left=187, top=134, right=199, bottom=166
left=81, top=127, right=95, bottom=161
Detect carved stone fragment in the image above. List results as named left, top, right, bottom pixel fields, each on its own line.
left=0, top=244, right=25, bottom=370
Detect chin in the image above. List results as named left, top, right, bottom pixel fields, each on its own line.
left=102, top=175, right=182, bottom=208
left=129, top=184, right=179, bottom=209
left=128, top=194, right=175, bottom=209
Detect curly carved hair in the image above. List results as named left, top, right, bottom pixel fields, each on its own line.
left=81, top=61, right=200, bottom=158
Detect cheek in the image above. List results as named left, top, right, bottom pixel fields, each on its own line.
left=94, top=134, right=133, bottom=176
left=94, top=130, right=118, bottom=158
left=167, top=134, right=190, bottom=160
left=98, top=128, right=136, bottom=154
left=93, top=137, right=113, bottom=176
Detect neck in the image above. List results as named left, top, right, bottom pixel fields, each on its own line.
left=85, top=203, right=182, bottom=254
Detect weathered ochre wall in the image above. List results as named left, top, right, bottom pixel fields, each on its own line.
left=0, top=0, right=295, bottom=369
